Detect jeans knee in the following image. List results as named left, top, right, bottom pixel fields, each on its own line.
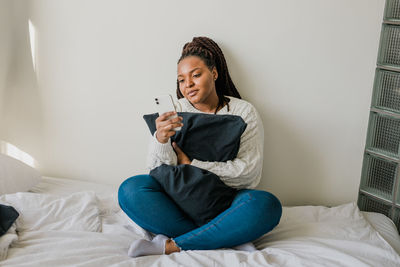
left=118, top=175, right=153, bottom=208
left=118, top=176, right=135, bottom=207
left=253, top=190, right=282, bottom=227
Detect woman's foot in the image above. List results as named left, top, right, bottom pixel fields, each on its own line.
left=128, top=234, right=169, bottom=257
left=165, top=239, right=181, bottom=255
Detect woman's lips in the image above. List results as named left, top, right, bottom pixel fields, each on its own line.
left=188, top=90, right=198, bottom=97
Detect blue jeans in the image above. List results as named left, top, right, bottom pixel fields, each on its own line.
left=118, top=174, right=282, bottom=250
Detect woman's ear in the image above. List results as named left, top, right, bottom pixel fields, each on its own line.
left=212, top=67, right=218, bottom=81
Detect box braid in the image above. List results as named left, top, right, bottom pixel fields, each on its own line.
left=177, top=37, right=241, bottom=113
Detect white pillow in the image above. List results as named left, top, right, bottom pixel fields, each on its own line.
left=0, top=153, right=41, bottom=195
left=363, top=211, right=400, bottom=255
left=0, top=191, right=101, bottom=232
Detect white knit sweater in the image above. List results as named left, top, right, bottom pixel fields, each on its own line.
left=146, top=96, right=264, bottom=189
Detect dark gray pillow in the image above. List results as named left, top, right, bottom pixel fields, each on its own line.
left=143, top=112, right=247, bottom=226
left=149, top=164, right=238, bottom=226
left=143, top=112, right=247, bottom=162
left=0, top=204, right=19, bottom=236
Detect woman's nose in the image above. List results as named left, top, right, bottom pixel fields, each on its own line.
left=185, top=78, right=194, bottom=88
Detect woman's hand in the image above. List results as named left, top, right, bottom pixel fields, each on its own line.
left=172, top=142, right=191, bottom=165
left=155, top=112, right=183, bottom=144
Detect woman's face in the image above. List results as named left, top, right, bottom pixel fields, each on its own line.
left=177, top=56, right=218, bottom=106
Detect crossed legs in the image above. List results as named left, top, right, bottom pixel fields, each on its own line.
left=118, top=175, right=282, bottom=256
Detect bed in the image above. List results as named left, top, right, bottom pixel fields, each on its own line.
left=1, top=176, right=399, bottom=267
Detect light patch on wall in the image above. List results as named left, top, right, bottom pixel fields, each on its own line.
left=0, top=140, right=36, bottom=168
left=28, top=20, right=36, bottom=72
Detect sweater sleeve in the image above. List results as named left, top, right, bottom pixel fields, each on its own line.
left=190, top=105, right=264, bottom=189
left=146, top=131, right=177, bottom=171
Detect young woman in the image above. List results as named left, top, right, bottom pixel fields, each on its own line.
left=118, top=37, right=282, bottom=257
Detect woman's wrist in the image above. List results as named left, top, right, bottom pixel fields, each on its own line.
left=156, top=131, right=169, bottom=144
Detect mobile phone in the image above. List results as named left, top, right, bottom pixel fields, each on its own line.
left=154, top=94, right=182, bottom=131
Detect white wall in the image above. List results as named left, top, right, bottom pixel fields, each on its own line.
left=3, top=0, right=385, bottom=206
left=0, top=0, right=12, bottom=137
left=1, top=0, right=43, bottom=160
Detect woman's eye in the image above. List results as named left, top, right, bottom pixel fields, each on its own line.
left=178, top=80, right=184, bottom=83
left=193, top=73, right=200, bottom=78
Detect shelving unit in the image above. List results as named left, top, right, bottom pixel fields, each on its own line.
left=358, top=0, right=400, bottom=232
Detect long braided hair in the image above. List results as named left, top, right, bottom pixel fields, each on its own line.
left=177, top=37, right=241, bottom=113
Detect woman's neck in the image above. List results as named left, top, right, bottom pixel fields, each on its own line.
left=191, top=96, right=223, bottom=114
left=193, top=103, right=218, bottom=114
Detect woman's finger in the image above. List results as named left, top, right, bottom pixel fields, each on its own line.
left=158, top=121, right=182, bottom=132
left=172, top=142, right=181, bottom=153
left=155, top=112, right=175, bottom=127
left=157, top=111, right=177, bottom=122
left=156, top=117, right=182, bottom=131
left=161, top=123, right=178, bottom=132
left=160, top=117, right=182, bottom=127
left=167, top=131, right=176, bottom=138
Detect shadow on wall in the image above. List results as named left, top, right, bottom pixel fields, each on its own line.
left=223, top=41, right=337, bottom=207
left=259, top=113, right=328, bottom=206
left=0, top=0, right=12, bottom=136
left=220, top=43, right=325, bottom=206
left=1, top=1, right=43, bottom=165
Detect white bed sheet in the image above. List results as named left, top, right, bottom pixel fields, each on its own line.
left=362, top=211, right=400, bottom=256
left=30, top=176, right=400, bottom=254
left=0, top=176, right=399, bottom=267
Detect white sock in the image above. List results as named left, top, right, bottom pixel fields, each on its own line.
left=232, top=242, right=257, bottom=252
left=144, top=230, right=155, bottom=240
left=128, top=234, right=169, bottom=257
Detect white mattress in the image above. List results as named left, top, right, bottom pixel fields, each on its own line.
left=0, top=176, right=399, bottom=267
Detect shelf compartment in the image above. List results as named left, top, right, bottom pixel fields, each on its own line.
left=384, top=0, right=400, bottom=22
left=360, top=153, right=398, bottom=201
left=378, top=24, right=400, bottom=68
left=372, top=68, right=400, bottom=113
left=358, top=193, right=392, bottom=218
left=392, top=206, right=400, bottom=233
left=366, top=112, right=400, bottom=157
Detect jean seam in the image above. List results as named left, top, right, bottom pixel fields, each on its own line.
left=177, top=192, right=253, bottom=246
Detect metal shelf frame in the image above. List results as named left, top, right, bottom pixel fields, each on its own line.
left=358, top=0, right=400, bottom=233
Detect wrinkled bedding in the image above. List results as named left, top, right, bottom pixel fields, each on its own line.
left=0, top=178, right=399, bottom=266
